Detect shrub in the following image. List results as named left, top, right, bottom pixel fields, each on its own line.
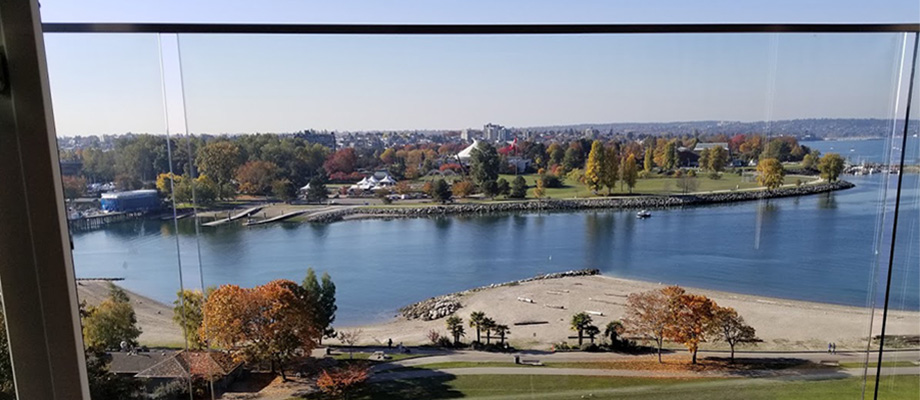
left=435, top=336, right=454, bottom=348
left=426, top=330, right=441, bottom=345
left=541, top=174, right=563, bottom=188
left=580, top=343, right=600, bottom=352
left=708, top=171, right=721, bottom=180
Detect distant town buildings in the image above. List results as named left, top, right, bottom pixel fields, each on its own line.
left=483, top=123, right=512, bottom=142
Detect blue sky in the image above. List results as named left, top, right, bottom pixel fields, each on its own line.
left=39, top=1, right=920, bottom=135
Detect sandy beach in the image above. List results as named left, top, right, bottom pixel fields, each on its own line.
left=76, top=280, right=184, bottom=347
left=78, top=275, right=920, bottom=352
left=343, top=275, right=920, bottom=352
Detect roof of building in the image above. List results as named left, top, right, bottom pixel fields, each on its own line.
left=100, top=189, right=159, bottom=199
left=108, top=351, right=177, bottom=375
left=693, top=142, right=730, bottom=152
left=135, top=350, right=241, bottom=379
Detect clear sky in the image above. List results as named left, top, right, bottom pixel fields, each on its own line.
left=38, top=1, right=920, bottom=136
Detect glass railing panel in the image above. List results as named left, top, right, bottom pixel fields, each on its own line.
left=169, top=31, right=918, bottom=398
left=873, top=35, right=920, bottom=399
left=43, top=28, right=920, bottom=399
left=45, top=32, right=202, bottom=399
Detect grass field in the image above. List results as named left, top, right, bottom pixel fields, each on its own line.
left=346, top=374, right=919, bottom=400
left=492, top=172, right=816, bottom=199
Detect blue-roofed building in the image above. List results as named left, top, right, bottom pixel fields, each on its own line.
left=100, top=190, right=161, bottom=213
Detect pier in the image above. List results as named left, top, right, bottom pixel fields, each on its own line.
left=68, top=212, right=136, bottom=232
left=201, top=206, right=264, bottom=227
left=242, top=209, right=309, bottom=226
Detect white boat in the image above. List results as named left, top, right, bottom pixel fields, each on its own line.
left=636, top=210, right=651, bottom=219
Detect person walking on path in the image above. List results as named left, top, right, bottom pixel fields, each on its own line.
left=832, top=343, right=837, bottom=354
left=828, top=343, right=832, bottom=353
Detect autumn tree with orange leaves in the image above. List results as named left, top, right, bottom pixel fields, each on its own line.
left=662, top=286, right=718, bottom=365
left=623, top=288, right=671, bottom=363
left=316, top=363, right=369, bottom=399
left=200, top=280, right=319, bottom=379
left=625, top=286, right=739, bottom=365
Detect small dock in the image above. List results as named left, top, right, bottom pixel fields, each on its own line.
left=242, top=209, right=309, bottom=226
left=202, top=206, right=264, bottom=227
left=69, top=212, right=133, bottom=232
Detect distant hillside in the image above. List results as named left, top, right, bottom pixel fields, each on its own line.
left=520, top=118, right=920, bottom=139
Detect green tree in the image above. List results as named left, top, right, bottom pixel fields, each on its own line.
left=509, top=176, right=528, bottom=199
left=481, top=180, right=500, bottom=199
left=570, top=312, right=594, bottom=346
left=494, top=324, right=510, bottom=346
left=83, top=285, right=142, bottom=350
left=272, top=179, right=296, bottom=203
left=306, top=175, right=328, bottom=203
left=470, top=142, right=500, bottom=187
left=756, top=158, right=785, bottom=190
left=562, top=147, right=580, bottom=172
left=602, top=145, right=620, bottom=195
left=431, top=179, right=452, bottom=203
left=173, top=290, right=205, bottom=349
left=481, top=317, right=496, bottom=345
left=196, top=141, right=242, bottom=199
left=319, top=272, right=338, bottom=340
left=818, top=153, right=845, bottom=182
left=496, top=178, right=511, bottom=198
left=584, top=140, right=606, bottom=193
left=802, top=152, right=819, bottom=170
left=708, top=146, right=728, bottom=173
left=643, top=146, right=654, bottom=172
left=469, top=311, right=486, bottom=344
left=302, top=268, right=323, bottom=341
left=547, top=143, right=565, bottom=166
left=698, top=148, right=711, bottom=171
left=664, top=141, right=678, bottom=170
left=623, top=154, right=639, bottom=193
left=604, top=320, right=624, bottom=345
left=446, top=316, right=465, bottom=345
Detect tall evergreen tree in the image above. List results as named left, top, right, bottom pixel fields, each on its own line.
left=302, top=268, right=323, bottom=341
left=602, top=145, right=620, bottom=195
left=644, top=146, right=654, bottom=172
left=319, top=272, right=338, bottom=340
left=469, top=142, right=500, bottom=187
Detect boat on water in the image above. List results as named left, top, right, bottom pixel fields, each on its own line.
left=636, top=210, right=651, bottom=219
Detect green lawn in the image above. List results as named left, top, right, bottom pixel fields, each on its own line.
left=346, top=374, right=919, bottom=400
left=838, top=361, right=918, bottom=369
left=492, top=172, right=816, bottom=199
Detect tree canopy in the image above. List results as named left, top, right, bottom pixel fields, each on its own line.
left=818, top=153, right=845, bottom=182
left=82, top=284, right=142, bottom=350
left=756, top=158, right=785, bottom=190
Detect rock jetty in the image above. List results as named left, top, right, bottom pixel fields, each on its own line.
left=307, top=180, right=854, bottom=223
left=398, top=269, right=600, bottom=320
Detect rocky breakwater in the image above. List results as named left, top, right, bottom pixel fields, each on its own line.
left=398, top=269, right=600, bottom=321
left=307, top=180, right=854, bottom=223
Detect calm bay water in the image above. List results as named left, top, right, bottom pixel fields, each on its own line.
left=72, top=139, right=920, bottom=325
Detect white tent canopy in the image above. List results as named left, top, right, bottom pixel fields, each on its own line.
left=456, top=140, right=479, bottom=162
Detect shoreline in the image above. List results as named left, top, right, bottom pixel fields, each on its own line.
left=305, top=180, right=854, bottom=223
left=79, top=269, right=920, bottom=353
left=343, top=272, right=919, bottom=352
